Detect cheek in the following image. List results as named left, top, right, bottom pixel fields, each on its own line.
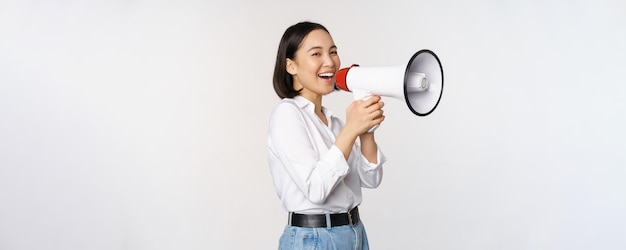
left=305, top=61, right=321, bottom=74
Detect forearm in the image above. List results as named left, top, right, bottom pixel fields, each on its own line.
left=334, top=129, right=359, bottom=160
left=359, top=132, right=378, bottom=164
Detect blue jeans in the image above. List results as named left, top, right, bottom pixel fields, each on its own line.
left=278, top=221, right=369, bottom=250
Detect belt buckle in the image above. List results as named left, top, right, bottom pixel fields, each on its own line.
left=347, top=208, right=354, bottom=226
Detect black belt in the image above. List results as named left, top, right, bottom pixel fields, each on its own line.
left=289, top=206, right=360, bottom=228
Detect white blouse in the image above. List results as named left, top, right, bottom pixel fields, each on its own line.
left=268, top=96, right=385, bottom=214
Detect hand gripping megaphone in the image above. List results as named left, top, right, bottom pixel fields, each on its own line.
left=335, top=49, right=444, bottom=132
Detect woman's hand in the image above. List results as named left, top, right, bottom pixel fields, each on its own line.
left=344, top=95, right=386, bottom=136
left=334, top=95, right=385, bottom=160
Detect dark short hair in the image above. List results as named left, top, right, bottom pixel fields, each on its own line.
left=273, top=21, right=330, bottom=99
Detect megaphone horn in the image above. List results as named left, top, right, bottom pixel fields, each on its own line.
left=336, top=49, right=444, bottom=117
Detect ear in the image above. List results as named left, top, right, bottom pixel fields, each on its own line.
left=286, top=58, right=297, bottom=75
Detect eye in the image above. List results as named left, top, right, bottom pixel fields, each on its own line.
left=311, top=52, right=321, bottom=56
left=330, top=50, right=338, bottom=55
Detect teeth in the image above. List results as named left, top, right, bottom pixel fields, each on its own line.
left=318, top=73, right=334, bottom=77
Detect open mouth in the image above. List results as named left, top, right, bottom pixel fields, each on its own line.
left=318, top=72, right=334, bottom=79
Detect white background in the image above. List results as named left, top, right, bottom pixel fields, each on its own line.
left=1, top=0, right=625, bottom=249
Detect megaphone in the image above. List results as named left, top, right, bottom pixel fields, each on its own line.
left=335, top=49, right=444, bottom=131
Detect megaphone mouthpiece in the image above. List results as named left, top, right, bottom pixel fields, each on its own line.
left=335, top=64, right=358, bottom=92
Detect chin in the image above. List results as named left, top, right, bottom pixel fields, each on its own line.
left=322, top=88, right=336, bottom=95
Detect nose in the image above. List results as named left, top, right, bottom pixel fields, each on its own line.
left=323, top=53, right=336, bottom=68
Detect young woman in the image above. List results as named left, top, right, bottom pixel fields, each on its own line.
left=267, top=21, right=387, bottom=250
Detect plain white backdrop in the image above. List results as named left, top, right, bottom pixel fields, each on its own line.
left=1, top=0, right=625, bottom=249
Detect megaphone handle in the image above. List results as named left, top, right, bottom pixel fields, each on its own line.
left=352, top=89, right=380, bottom=133
left=352, top=89, right=371, bottom=101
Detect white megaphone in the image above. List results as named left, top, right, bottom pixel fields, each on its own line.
left=335, top=49, right=444, bottom=132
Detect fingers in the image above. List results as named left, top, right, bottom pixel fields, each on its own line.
left=372, top=109, right=385, bottom=122
left=363, top=96, right=384, bottom=114
left=356, top=95, right=383, bottom=109
left=346, top=95, right=386, bottom=134
left=362, top=95, right=381, bottom=106
left=359, top=96, right=385, bottom=122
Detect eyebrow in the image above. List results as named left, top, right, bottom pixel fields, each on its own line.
left=307, top=45, right=337, bottom=52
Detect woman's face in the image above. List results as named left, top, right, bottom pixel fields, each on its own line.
left=286, top=29, right=341, bottom=99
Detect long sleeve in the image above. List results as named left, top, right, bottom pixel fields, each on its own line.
left=354, top=143, right=385, bottom=188
left=268, top=101, right=349, bottom=204
left=268, top=96, right=386, bottom=214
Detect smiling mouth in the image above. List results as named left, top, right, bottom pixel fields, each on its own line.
left=318, top=72, right=334, bottom=79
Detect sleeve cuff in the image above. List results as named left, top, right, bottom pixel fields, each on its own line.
left=326, top=145, right=350, bottom=176
left=359, top=148, right=386, bottom=171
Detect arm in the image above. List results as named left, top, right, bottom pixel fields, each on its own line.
left=342, top=96, right=387, bottom=188
left=268, top=102, right=350, bottom=204
left=359, top=132, right=378, bottom=164
left=355, top=132, right=385, bottom=188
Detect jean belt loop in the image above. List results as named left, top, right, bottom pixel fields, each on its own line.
left=347, top=207, right=354, bottom=226
left=325, top=213, right=332, bottom=229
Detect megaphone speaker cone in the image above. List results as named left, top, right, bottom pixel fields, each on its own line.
left=404, top=50, right=444, bottom=116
